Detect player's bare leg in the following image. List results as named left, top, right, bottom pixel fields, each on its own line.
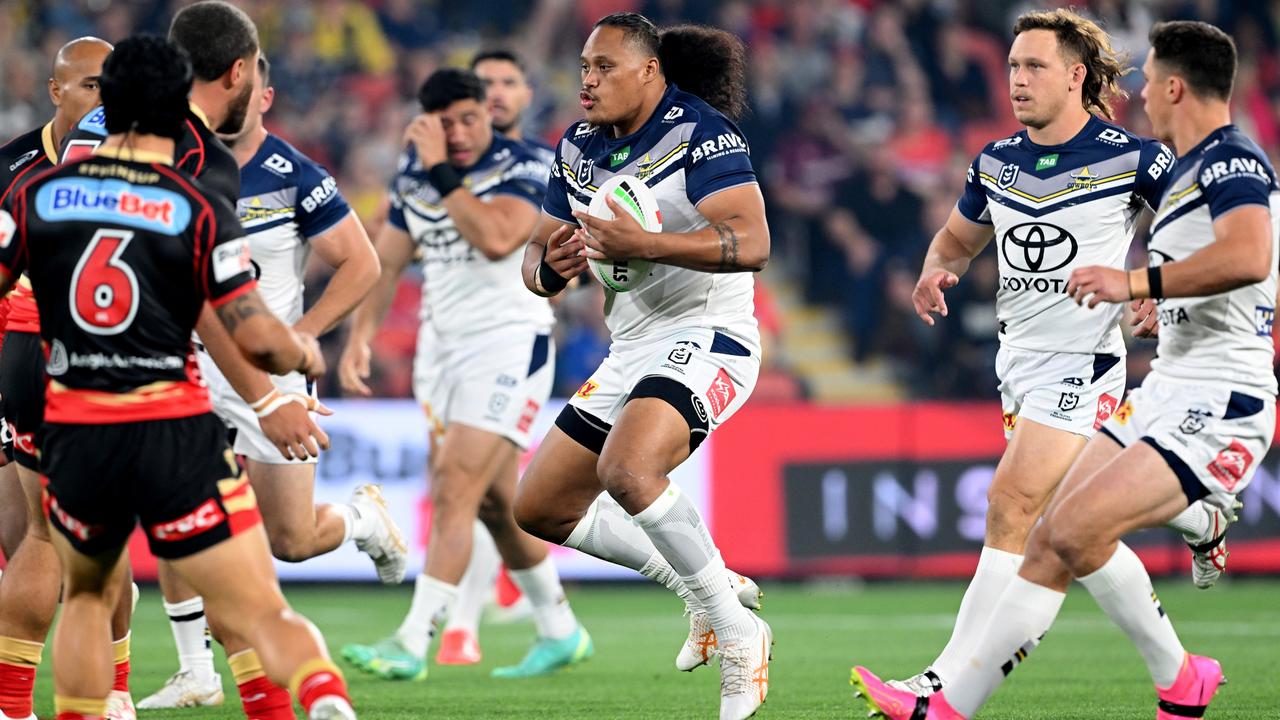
left=884, top=443, right=1207, bottom=720
left=0, top=466, right=62, bottom=720
left=105, top=566, right=136, bottom=720
left=343, top=423, right=538, bottom=680
left=517, top=425, right=761, bottom=672
left=48, top=532, right=128, bottom=720
left=477, top=448, right=590, bottom=679
left=249, top=462, right=348, bottom=562
left=606, top=398, right=771, bottom=719
left=894, top=418, right=1086, bottom=694
left=0, top=463, right=26, bottom=561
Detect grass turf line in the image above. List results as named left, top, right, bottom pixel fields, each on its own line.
left=31, top=579, right=1280, bottom=719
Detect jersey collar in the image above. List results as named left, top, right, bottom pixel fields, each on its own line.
left=1020, top=114, right=1101, bottom=153
left=93, top=145, right=174, bottom=166
left=1180, top=124, right=1236, bottom=161
left=39, top=121, right=59, bottom=164
left=188, top=102, right=212, bottom=130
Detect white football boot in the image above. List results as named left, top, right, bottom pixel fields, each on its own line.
left=104, top=690, right=136, bottom=720
left=1187, top=500, right=1241, bottom=589
left=886, top=667, right=944, bottom=696
left=352, top=484, right=408, bottom=584
left=677, top=572, right=763, bottom=671
left=308, top=695, right=357, bottom=719
left=137, top=670, right=224, bottom=709
left=718, top=614, right=772, bottom=720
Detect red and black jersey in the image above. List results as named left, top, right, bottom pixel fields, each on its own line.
left=0, top=122, right=61, bottom=333
left=0, top=147, right=256, bottom=424
left=62, top=104, right=241, bottom=211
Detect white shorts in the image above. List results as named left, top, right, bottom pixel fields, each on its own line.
left=564, top=327, right=760, bottom=453
left=413, top=326, right=553, bottom=449
left=1101, top=375, right=1275, bottom=512
left=996, top=346, right=1126, bottom=440
left=196, top=349, right=318, bottom=465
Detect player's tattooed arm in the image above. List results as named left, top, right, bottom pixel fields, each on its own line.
left=214, top=292, right=268, bottom=334
left=574, top=185, right=767, bottom=273
left=712, top=222, right=741, bottom=271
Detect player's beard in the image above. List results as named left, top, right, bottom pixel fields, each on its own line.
left=217, top=79, right=254, bottom=135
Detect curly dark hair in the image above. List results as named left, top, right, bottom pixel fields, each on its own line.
left=659, top=25, right=749, bottom=121
left=100, top=34, right=193, bottom=141
left=1013, top=8, right=1129, bottom=119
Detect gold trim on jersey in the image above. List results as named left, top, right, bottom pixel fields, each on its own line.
left=48, top=379, right=182, bottom=404
left=93, top=146, right=174, bottom=166
left=40, top=121, right=59, bottom=164
left=978, top=169, right=1136, bottom=203
left=188, top=102, right=211, bottom=130
left=562, top=142, right=689, bottom=192
left=1164, top=183, right=1201, bottom=206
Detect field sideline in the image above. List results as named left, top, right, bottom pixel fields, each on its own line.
left=33, top=579, right=1280, bottom=719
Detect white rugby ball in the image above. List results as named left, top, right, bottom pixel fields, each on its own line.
left=586, top=174, right=661, bottom=292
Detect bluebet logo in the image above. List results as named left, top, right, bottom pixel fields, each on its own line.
left=37, top=179, right=190, bottom=233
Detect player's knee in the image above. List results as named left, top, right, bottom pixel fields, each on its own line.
left=266, top=531, right=315, bottom=564
left=476, top=494, right=509, bottom=530
left=986, top=482, right=1041, bottom=540
left=1045, top=516, right=1092, bottom=570
left=597, top=458, right=660, bottom=515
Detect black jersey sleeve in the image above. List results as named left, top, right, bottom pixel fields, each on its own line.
left=0, top=202, right=25, bottom=280
left=198, top=191, right=256, bottom=307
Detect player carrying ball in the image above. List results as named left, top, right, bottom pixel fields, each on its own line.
left=515, top=13, right=771, bottom=720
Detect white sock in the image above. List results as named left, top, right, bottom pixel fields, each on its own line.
left=932, top=546, right=1023, bottom=683
left=508, top=555, right=578, bottom=640
left=1078, top=542, right=1185, bottom=687
left=633, top=484, right=753, bottom=642
left=396, top=574, right=457, bottom=659
left=945, top=576, right=1066, bottom=717
left=639, top=552, right=698, bottom=608
left=1166, top=503, right=1212, bottom=544
left=445, top=520, right=499, bottom=635
left=564, top=493, right=656, bottom=570
left=163, top=597, right=215, bottom=683
left=340, top=502, right=379, bottom=544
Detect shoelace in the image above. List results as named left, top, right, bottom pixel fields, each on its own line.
left=719, top=645, right=753, bottom=695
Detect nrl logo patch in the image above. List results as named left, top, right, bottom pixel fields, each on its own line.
left=997, top=163, right=1020, bottom=190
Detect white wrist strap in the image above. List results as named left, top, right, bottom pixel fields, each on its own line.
left=251, top=389, right=318, bottom=418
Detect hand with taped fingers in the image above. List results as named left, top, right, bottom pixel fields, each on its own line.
left=1066, top=265, right=1130, bottom=308
left=253, top=388, right=333, bottom=461
left=912, top=269, right=959, bottom=325
left=1129, top=298, right=1159, bottom=338
left=403, top=113, right=447, bottom=167
left=571, top=196, right=654, bottom=261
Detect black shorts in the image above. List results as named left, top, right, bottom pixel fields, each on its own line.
left=42, top=412, right=262, bottom=560
left=0, top=332, right=45, bottom=469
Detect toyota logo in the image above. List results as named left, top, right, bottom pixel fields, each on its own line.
left=1001, top=222, right=1078, bottom=273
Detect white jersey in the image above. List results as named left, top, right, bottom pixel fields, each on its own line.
left=234, top=134, right=351, bottom=324
left=544, top=85, right=760, bottom=349
left=388, top=133, right=553, bottom=341
left=1147, top=125, right=1279, bottom=395
left=958, top=116, right=1175, bottom=355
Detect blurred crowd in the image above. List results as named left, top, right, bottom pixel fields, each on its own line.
left=1, top=0, right=1277, bottom=400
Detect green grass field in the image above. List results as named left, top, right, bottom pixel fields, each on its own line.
left=31, top=578, right=1280, bottom=719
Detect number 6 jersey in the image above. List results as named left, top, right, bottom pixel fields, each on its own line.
left=0, top=147, right=256, bottom=424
